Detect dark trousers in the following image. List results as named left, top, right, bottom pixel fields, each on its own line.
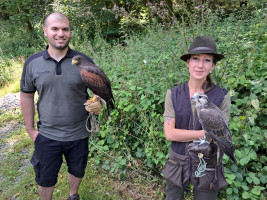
left=165, top=181, right=218, bottom=200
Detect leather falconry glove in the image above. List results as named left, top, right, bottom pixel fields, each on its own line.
left=84, top=96, right=104, bottom=115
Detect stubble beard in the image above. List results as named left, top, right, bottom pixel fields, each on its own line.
left=49, top=37, right=71, bottom=51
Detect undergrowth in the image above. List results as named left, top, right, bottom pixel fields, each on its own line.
left=86, top=7, right=266, bottom=200
left=0, top=57, right=24, bottom=97
left=0, top=2, right=266, bottom=200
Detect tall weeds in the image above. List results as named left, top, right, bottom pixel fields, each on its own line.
left=86, top=4, right=266, bottom=200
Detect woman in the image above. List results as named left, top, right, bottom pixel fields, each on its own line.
left=163, top=36, right=230, bottom=200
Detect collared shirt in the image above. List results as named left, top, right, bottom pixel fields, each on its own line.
left=21, top=47, right=94, bottom=141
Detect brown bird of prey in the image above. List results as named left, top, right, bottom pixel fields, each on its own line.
left=192, top=93, right=238, bottom=165
left=72, top=55, right=115, bottom=116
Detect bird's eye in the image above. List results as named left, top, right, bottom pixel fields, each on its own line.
left=199, top=96, right=202, bottom=99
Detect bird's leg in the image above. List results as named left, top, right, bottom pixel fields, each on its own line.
left=217, top=147, right=223, bottom=165
left=86, top=94, right=98, bottom=103
left=210, top=146, right=220, bottom=191
left=199, top=135, right=206, bottom=141
left=193, top=135, right=210, bottom=145
left=217, top=147, right=220, bottom=165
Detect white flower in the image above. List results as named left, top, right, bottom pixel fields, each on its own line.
left=230, top=90, right=236, bottom=96
left=249, top=80, right=261, bottom=85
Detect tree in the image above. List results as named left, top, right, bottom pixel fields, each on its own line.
left=0, top=0, right=53, bottom=32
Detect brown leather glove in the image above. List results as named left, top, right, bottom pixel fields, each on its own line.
left=84, top=96, right=104, bottom=115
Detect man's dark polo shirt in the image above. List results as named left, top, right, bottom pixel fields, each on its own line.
left=21, top=47, right=94, bottom=141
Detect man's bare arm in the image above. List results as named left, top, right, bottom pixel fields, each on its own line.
left=20, top=92, right=38, bottom=141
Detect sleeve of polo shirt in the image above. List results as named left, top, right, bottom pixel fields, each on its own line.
left=220, top=92, right=231, bottom=123
left=163, top=89, right=175, bottom=118
left=20, top=61, right=36, bottom=93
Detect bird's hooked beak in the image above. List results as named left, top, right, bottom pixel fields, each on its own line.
left=191, top=93, right=198, bottom=101
left=72, top=59, right=78, bottom=65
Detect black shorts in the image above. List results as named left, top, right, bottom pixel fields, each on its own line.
left=31, top=134, right=89, bottom=187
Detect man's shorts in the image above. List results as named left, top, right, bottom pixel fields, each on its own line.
left=30, top=134, right=89, bottom=187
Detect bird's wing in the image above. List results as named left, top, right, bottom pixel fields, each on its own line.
left=199, top=108, right=230, bottom=136
left=198, top=108, right=237, bottom=164
left=81, top=68, right=113, bottom=101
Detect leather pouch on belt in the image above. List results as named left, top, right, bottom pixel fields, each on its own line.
left=162, top=149, right=189, bottom=188
left=188, top=142, right=228, bottom=191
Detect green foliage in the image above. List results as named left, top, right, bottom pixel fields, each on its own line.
left=0, top=21, right=45, bottom=58
left=0, top=1, right=266, bottom=199
left=89, top=6, right=266, bottom=200
left=0, top=57, right=23, bottom=88
left=56, top=0, right=122, bottom=44
left=0, top=0, right=51, bottom=58
left=0, top=59, right=13, bottom=86
left=0, top=0, right=53, bottom=31
left=208, top=8, right=267, bottom=200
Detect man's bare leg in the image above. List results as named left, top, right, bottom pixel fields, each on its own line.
left=68, top=173, right=82, bottom=196
left=38, top=185, right=55, bottom=200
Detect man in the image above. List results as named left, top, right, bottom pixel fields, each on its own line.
left=20, top=12, right=101, bottom=200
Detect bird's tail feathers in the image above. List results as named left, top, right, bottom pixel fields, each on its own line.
left=109, top=86, right=115, bottom=109
left=216, top=139, right=238, bottom=165
left=110, top=98, right=115, bottom=109
left=106, top=103, right=111, bottom=117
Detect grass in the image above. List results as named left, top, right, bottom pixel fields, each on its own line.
left=0, top=58, right=22, bottom=97
left=1, top=6, right=265, bottom=199
left=0, top=78, right=21, bottom=97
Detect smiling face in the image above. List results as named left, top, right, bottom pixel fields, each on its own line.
left=44, top=13, right=71, bottom=51
left=186, top=54, right=215, bottom=81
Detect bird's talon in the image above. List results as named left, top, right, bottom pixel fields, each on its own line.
left=193, top=137, right=210, bottom=145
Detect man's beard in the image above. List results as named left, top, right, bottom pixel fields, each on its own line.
left=54, top=41, right=70, bottom=50
left=49, top=38, right=71, bottom=50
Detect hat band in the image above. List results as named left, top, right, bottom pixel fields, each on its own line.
left=190, top=47, right=215, bottom=53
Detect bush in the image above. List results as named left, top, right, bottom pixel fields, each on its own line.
left=0, top=1, right=265, bottom=199
left=0, top=58, right=14, bottom=86
left=87, top=7, right=266, bottom=200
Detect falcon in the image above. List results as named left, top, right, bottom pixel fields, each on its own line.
left=72, top=55, right=115, bottom=116
left=192, top=93, right=238, bottom=165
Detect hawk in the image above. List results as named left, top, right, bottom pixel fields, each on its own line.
left=192, top=93, right=238, bottom=165
left=72, top=55, right=115, bottom=116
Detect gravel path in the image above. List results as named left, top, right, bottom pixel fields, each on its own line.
left=0, top=92, right=21, bottom=112
left=0, top=92, right=24, bottom=151
left=0, top=92, right=22, bottom=139
left=0, top=93, right=32, bottom=198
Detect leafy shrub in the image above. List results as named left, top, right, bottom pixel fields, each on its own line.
left=0, top=56, right=24, bottom=89
left=0, top=59, right=14, bottom=86
left=87, top=7, right=266, bottom=200
left=0, top=1, right=265, bottom=199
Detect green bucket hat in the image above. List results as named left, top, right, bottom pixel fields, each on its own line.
left=180, top=36, right=224, bottom=62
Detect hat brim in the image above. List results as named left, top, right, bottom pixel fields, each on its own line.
left=180, top=51, right=224, bottom=62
